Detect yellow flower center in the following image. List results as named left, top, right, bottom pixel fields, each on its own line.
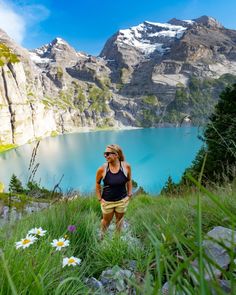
left=37, top=230, right=41, bottom=234
left=57, top=241, right=64, bottom=246
left=68, top=258, right=75, bottom=264
left=22, top=239, right=30, bottom=245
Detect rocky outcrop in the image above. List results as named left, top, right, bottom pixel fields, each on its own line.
left=1, top=15, right=236, bottom=145
left=85, top=265, right=136, bottom=295
left=0, top=34, right=118, bottom=144
left=191, top=226, right=236, bottom=281
left=100, top=16, right=236, bottom=85
left=162, top=226, right=236, bottom=294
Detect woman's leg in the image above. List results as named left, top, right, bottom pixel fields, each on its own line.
left=114, top=211, right=125, bottom=233
left=101, top=211, right=114, bottom=237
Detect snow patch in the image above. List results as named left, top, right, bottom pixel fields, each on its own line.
left=118, top=29, right=166, bottom=55
left=183, top=20, right=195, bottom=25
left=149, top=28, right=186, bottom=38
left=55, top=37, right=66, bottom=45
left=29, top=52, right=51, bottom=64
left=145, top=21, right=185, bottom=30
left=117, top=21, right=187, bottom=56
left=77, top=52, right=87, bottom=58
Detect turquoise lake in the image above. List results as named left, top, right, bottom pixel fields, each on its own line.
left=0, top=127, right=202, bottom=194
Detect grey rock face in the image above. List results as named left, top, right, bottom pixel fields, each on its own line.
left=193, top=16, right=224, bottom=29
left=84, top=277, right=103, bottom=290
left=211, top=280, right=232, bottom=295
left=85, top=264, right=136, bottom=295
left=99, top=265, right=135, bottom=294
left=0, top=30, right=117, bottom=144
left=99, top=16, right=236, bottom=130
left=190, top=226, right=236, bottom=283
left=162, top=226, right=236, bottom=294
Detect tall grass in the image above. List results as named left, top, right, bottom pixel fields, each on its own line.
left=0, top=185, right=236, bottom=294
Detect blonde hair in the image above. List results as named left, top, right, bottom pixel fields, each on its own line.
left=106, top=144, right=125, bottom=161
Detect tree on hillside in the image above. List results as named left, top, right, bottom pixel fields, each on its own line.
left=184, top=83, right=236, bottom=183
left=9, top=174, right=24, bottom=194
left=204, top=83, right=236, bottom=181
left=161, top=176, right=178, bottom=196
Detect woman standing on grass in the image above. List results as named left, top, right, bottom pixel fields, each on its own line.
left=96, top=144, right=132, bottom=238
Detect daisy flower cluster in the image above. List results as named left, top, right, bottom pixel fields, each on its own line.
left=15, top=225, right=81, bottom=268
left=15, top=227, right=46, bottom=249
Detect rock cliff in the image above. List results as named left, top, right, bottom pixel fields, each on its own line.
left=0, top=16, right=236, bottom=145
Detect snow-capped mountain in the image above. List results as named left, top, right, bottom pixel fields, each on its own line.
left=100, top=16, right=236, bottom=86
left=114, top=20, right=191, bottom=57
left=29, top=37, right=84, bottom=67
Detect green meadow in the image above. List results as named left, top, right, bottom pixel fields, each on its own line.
left=1, top=182, right=236, bottom=294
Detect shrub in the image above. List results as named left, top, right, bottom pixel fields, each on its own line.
left=0, top=43, right=20, bottom=66
left=9, top=174, right=24, bottom=194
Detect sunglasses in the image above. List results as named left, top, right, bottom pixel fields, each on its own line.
left=104, top=152, right=116, bottom=157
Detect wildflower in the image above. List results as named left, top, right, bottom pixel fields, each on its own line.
left=64, top=235, right=68, bottom=239
left=51, top=238, right=70, bottom=251
left=28, top=227, right=47, bottom=237
left=15, top=235, right=37, bottom=249
left=67, top=225, right=76, bottom=232
left=62, top=256, right=81, bottom=267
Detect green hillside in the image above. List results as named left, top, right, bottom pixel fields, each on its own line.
left=1, top=185, right=236, bottom=294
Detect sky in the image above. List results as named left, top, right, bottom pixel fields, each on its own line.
left=0, top=0, right=236, bottom=56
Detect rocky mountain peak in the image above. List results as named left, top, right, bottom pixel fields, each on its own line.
left=52, top=37, right=68, bottom=45
left=30, top=37, right=88, bottom=67
left=30, top=37, right=79, bottom=66
left=101, top=20, right=188, bottom=62
left=167, top=18, right=195, bottom=28
left=193, top=15, right=223, bottom=29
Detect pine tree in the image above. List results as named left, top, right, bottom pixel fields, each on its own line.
left=185, top=83, right=236, bottom=183
left=203, top=84, right=236, bottom=181
left=161, top=176, right=177, bottom=195
left=9, top=174, right=24, bottom=193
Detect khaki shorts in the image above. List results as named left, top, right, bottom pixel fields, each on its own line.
left=101, top=197, right=130, bottom=214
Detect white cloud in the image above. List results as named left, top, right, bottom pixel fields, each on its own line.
left=0, top=1, right=25, bottom=43
left=20, top=4, right=50, bottom=26
left=0, top=0, right=50, bottom=44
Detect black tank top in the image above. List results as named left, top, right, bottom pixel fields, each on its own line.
left=102, top=162, right=128, bottom=201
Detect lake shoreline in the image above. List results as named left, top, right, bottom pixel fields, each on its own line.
left=0, top=123, right=197, bottom=154
left=0, top=125, right=142, bottom=154
left=0, top=127, right=202, bottom=195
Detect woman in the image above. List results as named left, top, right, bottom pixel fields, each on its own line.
left=96, top=144, right=132, bottom=238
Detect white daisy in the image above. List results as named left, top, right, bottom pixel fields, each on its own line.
left=62, top=256, right=82, bottom=268
left=51, top=238, right=70, bottom=251
left=15, top=235, right=37, bottom=249
left=28, top=227, right=47, bottom=237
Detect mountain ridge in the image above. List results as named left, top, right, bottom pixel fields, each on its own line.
left=0, top=15, right=236, bottom=145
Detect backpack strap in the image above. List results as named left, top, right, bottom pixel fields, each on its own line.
left=102, top=163, right=109, bottom=179
left=120, top=161, right=128, bottom=177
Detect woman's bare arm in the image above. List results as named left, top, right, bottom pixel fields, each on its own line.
left=126, top=163, right=132, bottom=198
left=95, top=166, right=104, bottom=202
